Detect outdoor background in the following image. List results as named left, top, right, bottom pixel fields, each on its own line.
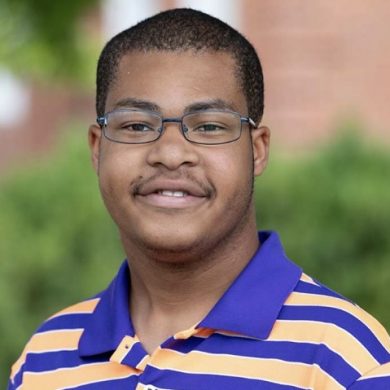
left=1, top=0, right=389, bottom=387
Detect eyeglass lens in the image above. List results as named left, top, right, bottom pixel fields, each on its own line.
left=103, top=110, right=244, bottom=145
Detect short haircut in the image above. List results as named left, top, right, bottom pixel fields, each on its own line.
left=96, top=8, right=264, bottom=124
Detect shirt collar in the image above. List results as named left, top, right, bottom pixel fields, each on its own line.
left=79, top=231, right=301, bottom=357
left=199, top=231, right=302, bottom=339
left=79, top=261, right=135, bottom=357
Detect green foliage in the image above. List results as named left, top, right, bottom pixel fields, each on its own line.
left=0, top=127, right=124, bottom=387
left=1, top=126, right=389, bottom=386
left=0, top=0, right=100, bottom=84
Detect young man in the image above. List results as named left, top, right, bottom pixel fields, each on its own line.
left=8, top=8, right=390, bottom=390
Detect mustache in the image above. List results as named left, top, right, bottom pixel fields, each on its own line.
left=130, top=170, right=215, bottom=197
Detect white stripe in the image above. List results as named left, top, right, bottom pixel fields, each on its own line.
left=26, top=346, right=78, bottom=355
left=357, top=371, right=390, bottom=381
left=35, top=328, right=84, bottom=335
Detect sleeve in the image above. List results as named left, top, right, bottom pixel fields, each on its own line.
left=7, top=349, right=27, bottom=390
left=348, top=361, right=390, bottom=389
left=7, top=365, right=24, bottom=390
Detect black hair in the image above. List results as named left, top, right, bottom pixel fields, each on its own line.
left=96, top=8, right=264, bottom=124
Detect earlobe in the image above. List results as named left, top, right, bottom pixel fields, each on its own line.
left=251, top=126, right=270, bottom=177
left=88, top=124, right=102, bottom=174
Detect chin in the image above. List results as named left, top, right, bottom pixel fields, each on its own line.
left=131, top=225, right=209, bottom=261
left=145, top=232, right=199, bottom=252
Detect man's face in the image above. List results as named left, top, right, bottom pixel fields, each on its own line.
left=89, top=51, right=269, bottom=260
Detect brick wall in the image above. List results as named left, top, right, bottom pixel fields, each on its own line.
left=242, top=0, right=390, bottom=150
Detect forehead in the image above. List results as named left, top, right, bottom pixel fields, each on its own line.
left=105, top=50, right=247, bottom=115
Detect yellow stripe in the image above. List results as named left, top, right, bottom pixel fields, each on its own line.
left=270, top=320, right=378, bottom=373
left=23, top=362, right=137, bottom=390
left=286, top=292, right=390, bottom=353
left=150, top=349, right=343, bottom=389
left=358, top=361, right=390, bottom=380
left=174, top=324, right=198, bottom=340
left=195, top=328, right=214, bottom=338
left=48, top=298, right=100, bottom=319
left=11, top=329, right=83, bottom=379
left=25, top=329, right=83, bottom=352
left=300, top=273, right=319, bottom=285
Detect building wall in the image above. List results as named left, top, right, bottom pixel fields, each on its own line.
left=242, top=0, right=390, bottom=150
left=1, top=1, right=389, bottom=172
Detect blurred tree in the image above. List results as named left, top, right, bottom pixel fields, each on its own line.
left=0, top=126, right=124, bottom=389
left=0, top=0, right=100, bottom=83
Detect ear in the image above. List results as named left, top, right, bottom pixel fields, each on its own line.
left=88, top=124, right=102, bottom=174
left=251, top=126, right=270, bottom=177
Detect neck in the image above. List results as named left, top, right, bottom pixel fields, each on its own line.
left=121, top=220, right=259, bottom=353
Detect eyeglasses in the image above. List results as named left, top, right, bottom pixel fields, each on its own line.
left=97, top=109, right=256, bottom=145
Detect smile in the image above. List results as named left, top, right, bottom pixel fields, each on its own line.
left=133, top=177, right=213, bottom=210
left=135, top=187, right=208, bottom=210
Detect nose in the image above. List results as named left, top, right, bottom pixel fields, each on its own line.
left=145, top=122, right=200, bottom=170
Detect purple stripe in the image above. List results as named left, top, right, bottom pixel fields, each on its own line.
left=20, top=350, right=110, bottom=373
left=38, top=313, right=91, bottom=332
left=294, top=280, right=348, bottom=300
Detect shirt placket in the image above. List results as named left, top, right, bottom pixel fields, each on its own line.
left=112, top=326, right=212, bottom=389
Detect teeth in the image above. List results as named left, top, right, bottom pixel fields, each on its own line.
left=159, top=190, right=187, bottom=197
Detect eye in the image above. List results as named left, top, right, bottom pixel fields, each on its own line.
left=193, top=122, right=227, bottom=132
left=121, top=122, right=155, bottom=132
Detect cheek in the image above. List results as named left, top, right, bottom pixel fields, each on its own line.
left=98, top=147, right=140, bottom=203
left=206, top=145, right=253, bottom=197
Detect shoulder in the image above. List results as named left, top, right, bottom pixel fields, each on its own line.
left=282, top=272, right=390, bottom=352
left=9, top=297, right=101, bottom=388
left=277, top=273, right=390, bottom=386
left=285, top=273, right=390, bottom=339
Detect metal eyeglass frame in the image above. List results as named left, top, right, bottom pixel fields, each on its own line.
left=96, top=109, right=257, bottom=145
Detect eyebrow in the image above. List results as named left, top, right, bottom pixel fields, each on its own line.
left=111, top=97, right=238, bottom=115
left=183, top=99, right=237, bottom=114
left=112, top=97, right=161, bottom=112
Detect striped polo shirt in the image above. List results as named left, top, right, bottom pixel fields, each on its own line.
left=9, top=231, right=390, bottom=389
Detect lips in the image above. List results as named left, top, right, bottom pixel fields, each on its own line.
left=134, top=177, right=211, bottom=197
